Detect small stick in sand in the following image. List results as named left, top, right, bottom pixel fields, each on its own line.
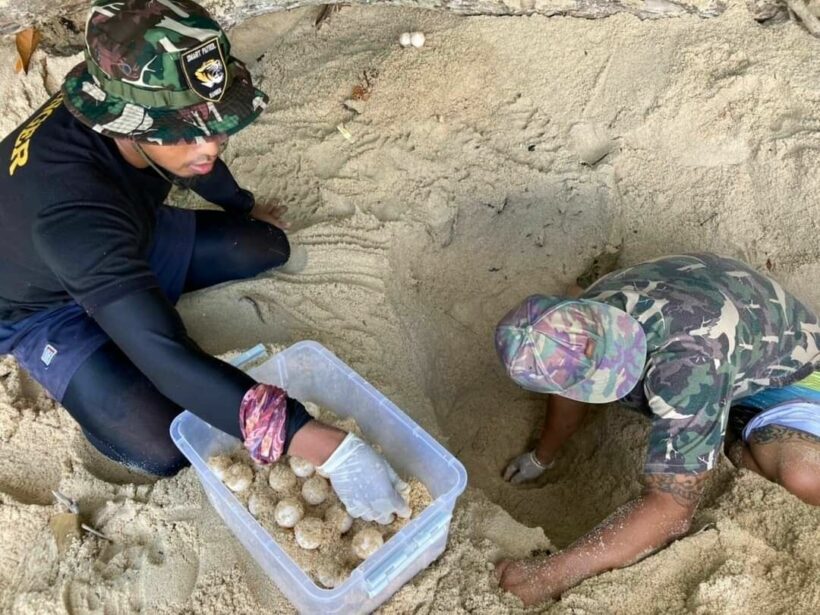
left=81, top=524, right=112, bottom=542
left=51, top=489, right=79, bottom=514
left=336, top=124, right=354, bottom=142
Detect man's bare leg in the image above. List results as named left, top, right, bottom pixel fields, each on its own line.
left=734, top=426, right=820, bottom=506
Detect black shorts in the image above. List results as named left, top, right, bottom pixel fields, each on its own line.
left=0, top=206, right=195, bottom=401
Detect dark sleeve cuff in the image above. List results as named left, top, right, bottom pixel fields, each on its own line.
left=232, top=188, right=255, bottom=216
left=284, top=398, right=312, bottom=453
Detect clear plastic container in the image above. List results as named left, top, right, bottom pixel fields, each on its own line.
left=170, top=341, right=468, bottom=614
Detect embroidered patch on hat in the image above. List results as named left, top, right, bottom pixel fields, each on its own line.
left=181, top=38, right=227, bottom=102
left=41, top=344, right=58, bottom=367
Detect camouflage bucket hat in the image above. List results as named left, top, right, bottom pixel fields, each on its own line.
left=61, top=0, right=269, bottom=144
left=495, top=295, right=647, bottom=403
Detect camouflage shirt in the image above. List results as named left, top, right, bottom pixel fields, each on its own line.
left=582, top=253, right=820, bottom=475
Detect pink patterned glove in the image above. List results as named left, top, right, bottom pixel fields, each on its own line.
left=239, top=384, right=288, bottom=464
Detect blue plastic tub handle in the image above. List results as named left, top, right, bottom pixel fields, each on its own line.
left=230, top=343, right=267, bottom=369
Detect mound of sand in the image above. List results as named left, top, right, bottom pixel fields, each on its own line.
left=1, top=3, right=819, bottom=613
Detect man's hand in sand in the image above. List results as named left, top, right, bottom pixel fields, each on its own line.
left=495, top=555, right=564, bottom=606
left=251, top=200, right=290, bottom=230
left=503, top=450, right=553, bottom=484
left=503, top=396, right=587, bottom=485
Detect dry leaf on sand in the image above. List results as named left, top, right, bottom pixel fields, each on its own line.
left=15, top=28, right=40, bottom=74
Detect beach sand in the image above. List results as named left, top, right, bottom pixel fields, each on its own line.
left=0, top=3, right=819, bottom=613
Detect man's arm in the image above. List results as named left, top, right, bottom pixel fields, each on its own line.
left=504, top=395, right=588, bottom=483
left=535, top=395, right=589, bottom=465
left=288, top=418, right=346, bottom=466
left=92, top=287, right=315, bottom=448
left=192, top=158, right=290, bottom=229
left=93, top=288, right=411, bottom=522
left=497, top=471, right=706, bottom=606
left=502, top=284, right=591, bottom=483
left=531, top=280, right=594, bottom=464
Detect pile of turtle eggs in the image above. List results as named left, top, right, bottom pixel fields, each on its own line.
left=209, top=452, right=382, bottom=569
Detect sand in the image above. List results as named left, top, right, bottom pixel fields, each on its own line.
left=1, top=2, right=820, bottom=613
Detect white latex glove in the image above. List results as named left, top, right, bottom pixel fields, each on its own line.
left=319, top=433, right=412, bottom=524
left=503, top=450, right=554, bottom=485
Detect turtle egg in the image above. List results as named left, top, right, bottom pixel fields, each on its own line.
left=274, top=497, right=304, bottom=528
left=268, top=463, right=297, bottom=491
left=207, top=455, right=233, bottom=481
left=317, top=562, right=346, bottom=588
left=304, top=401, right=321, bottom=418
left=399, top=32, right=412, bottom=47
left=223, top=463, right=253, bottom=493
left=294, top=517, right=325, bottom=550
left=325, top=504, right=353, bottom=534
left=410, top=32, right=425, bottom=48
left=352, top=528, right=383, bottom=560
left=301, top=476, right=330, bottom=506
left=289, top=456, right=315, bottom=478
left=248, top=492, right=276, bottom=518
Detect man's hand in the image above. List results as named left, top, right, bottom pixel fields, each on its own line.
left=319, top=433, right=411, bottom=524
left=251, top=200, right=290, bottom=230
left=503, top=450, right=554, bottom=484
left=495, top=556, right=564, bottom=606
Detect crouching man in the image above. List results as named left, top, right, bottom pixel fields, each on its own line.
left=0, top=0, right=409, bottom=524
left=494, top=253, right=819, bottom=605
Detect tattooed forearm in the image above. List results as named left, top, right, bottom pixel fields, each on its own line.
left=749, top=425, right=820, bottom=446
left=642, top=473, right=707, bottom=508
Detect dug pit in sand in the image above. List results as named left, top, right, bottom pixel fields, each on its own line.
left=0, top=3, right=819, bottom=613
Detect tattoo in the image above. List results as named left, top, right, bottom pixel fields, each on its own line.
left=749, top=425, right=820, bottom=446
left=642, top=473, right=707, bottom=508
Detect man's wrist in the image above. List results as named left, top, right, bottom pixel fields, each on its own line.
left=284, top=398, right=312, bottom=452
left=536, top=551, right=585, bottom=598
left=532, top=450, right=555, bottom=469
left=288, top=420, right=346, bottom=466
left=237, top=188, right=255, bottom=216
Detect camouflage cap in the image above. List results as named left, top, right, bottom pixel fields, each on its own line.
left=495, top=295, right=647, bottom=403
left=61, top=0, right=269, bottom=144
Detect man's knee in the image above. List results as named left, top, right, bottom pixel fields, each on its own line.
left=83, top=427, right=189, bottom=478
left=143, top=448, right=190, bottom=477
left=777, top=462, right=820, bottom=506
left=265, top=224, right=290, bottom=268
left=235, top=222, right=290, bottom=276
